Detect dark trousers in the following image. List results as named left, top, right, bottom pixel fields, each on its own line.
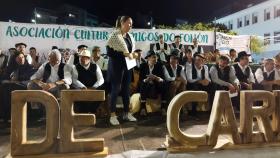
left=212, top=83, right=239, bottom=110
left=108, top=64, right=132, bottom=113
left=140, top=81, right=165, bottom=101
left=0, top=81, right=27, bottom=121
left=187, top=82, right=212, bottom=115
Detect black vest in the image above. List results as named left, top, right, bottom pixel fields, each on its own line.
left=215, top=64, right=230, bottom=82
left=192, top=64, right=205, bottom=80
left=191, top=45, right=202, bottom=53
left=76, top=63, right=97, bottom=87
left=233, top=64, right=250, bottom=83
left=156, top=43, right=168, bottom=50
left=172, top=43, right=183, bottom=50
left=74, top=53, right=79, bottom=65
left=42, top=63, right=65, bottom=82
left=262, top=67, right=275, bottom=81
left=166, top=65, right=182, bottom=78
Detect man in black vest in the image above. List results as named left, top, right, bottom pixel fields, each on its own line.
left=153, top=34, right=170, bottom=63
left=0, top=52, right=36, bottom=124
left=188, top=38, right=204, bottom=55
left=186, top=53, right=211, bottom=116
left=210, top=55, right=240, bottom=92
left=67, top=45, right=88, bottom=66
left=163, top=49, right=187, bottom=115
left=210, top=55, right=240, bottom=110
left=28, top=49, right=72, bottom=98
left=229, top=49, right=238, bottom=63
left=255, top=58, right=280, bottom=91
left=139, top=50, right=165, bottom=116
left=72, top=49, right=105, bottom=113
left=72, top=49, right=104, bottom=89
left=233, top=51, right=255, bottom=90
left=171, top=35, right=185, bottom=60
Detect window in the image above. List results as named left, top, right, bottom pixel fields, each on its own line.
left=244, top=15, right=250, bottom=26
left=228, top=20, right=233, bottom=29
left=237, top=18, right=242, bottom=28
left=252, top=12, right=258, bottom=24
left=264, top=8, right=271, bottom=21
left=274, top=5, right=280, bottom=18
left=264, top=33, right=271, bottom=45
left=274, top=31, right=280, bottom=44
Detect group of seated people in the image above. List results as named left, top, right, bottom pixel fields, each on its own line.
left=1, top=40, right=280, bottom=126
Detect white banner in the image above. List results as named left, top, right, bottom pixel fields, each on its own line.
left=216, top=32, right=251, bottom=55
left=0, top=22, right=214, bottom=57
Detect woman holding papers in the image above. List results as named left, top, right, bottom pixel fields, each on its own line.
left=106, top=16, right=139, bottom=125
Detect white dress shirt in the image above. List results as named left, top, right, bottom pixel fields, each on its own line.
left=186, top=64, right=211, bottom=83
left=153, top=42, right=170, bottom=62
left=30, top=62, right=72, bottom=85
left=92, top=56, right=108, bottom=71
left=188, top=45, right=204, bottom=55
left=163, top=64, right=186, bottom=82
left=72, top=63, right=104, bottom=89
left=255, top=67, right=275, bottom=84
left=209, top=65, right=239, bottom=87
left=234, top=63, right=255, bottom=83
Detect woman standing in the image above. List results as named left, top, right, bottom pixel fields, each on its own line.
left=107, top=16, right=139, bottom=125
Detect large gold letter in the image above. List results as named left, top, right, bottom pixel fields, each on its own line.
left=206, top=91, right=241, bottom=146
left=11, top=90, right=59, bottom=156
left=167, top=91, right=207, bottom=147
left=240, top=91, right=275, bottom=143
left=59, top=90, right=105, bottom=153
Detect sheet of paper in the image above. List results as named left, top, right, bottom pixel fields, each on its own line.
left=229, top=91, right=238, bottom=98
left=125, top=57, right=137, bottom=70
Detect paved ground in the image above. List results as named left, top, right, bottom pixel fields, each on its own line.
left=0, top=111, right=210, bottom=157
left=1, top=111, right=280, bottom=158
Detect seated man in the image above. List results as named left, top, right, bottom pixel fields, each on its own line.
left=233, top=51, right=255, bottom=90
left=72, top=49, right=104, bottom=113
left=255, top=58, right=280, bottom=91
left=28, top=49, right=72, bottom=98
left=139, top=50, right=165, bottom=116
left=0, top=52, right=36, bottom=123
left=186, top=53, right=211, bottom=116
left=92, top=46, right=108, bottom=71
left=210, top=55, right=240, bottom=109
left=163, top=49, right=187, bottom=114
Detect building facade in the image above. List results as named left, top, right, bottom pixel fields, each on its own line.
left=216, top=0, right=280, bottom=59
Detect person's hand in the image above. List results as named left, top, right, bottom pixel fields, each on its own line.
left=228, top=84, right=237, bottom=93
left=274, top=80, right=280, bottom=85
left=55, top=80, right=65, bottom=85
left=241, top=82, right=252, bottom=90
left=132, top=52, right=141, bottom=59
left=200, top=79, right=209, bottom=86
left=10, top=76, right=17, bottom=81
left=42, top=83, right=56, bottom=91
left=123, top=52, right=133, bottom=59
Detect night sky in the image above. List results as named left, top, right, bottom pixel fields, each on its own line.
left=0, top=0, right=254, bottom=26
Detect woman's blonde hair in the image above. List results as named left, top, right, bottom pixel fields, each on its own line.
left=115, top=16, right=132, bottom=28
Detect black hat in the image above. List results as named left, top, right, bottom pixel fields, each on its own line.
left=169, top=49, right=180, bottom=59
left=193, top=52, right=205, bottom=59
left=15, top=43, right=27, bottom=48
left=52, top=46, right=58, bottom=50
left=77, top=45, right=88, bottom=50
left=174, top=35, right=181, bottom=39
left=237, top=51, right=250, bottom=61
left=145, top=50, right=156, bottom=59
